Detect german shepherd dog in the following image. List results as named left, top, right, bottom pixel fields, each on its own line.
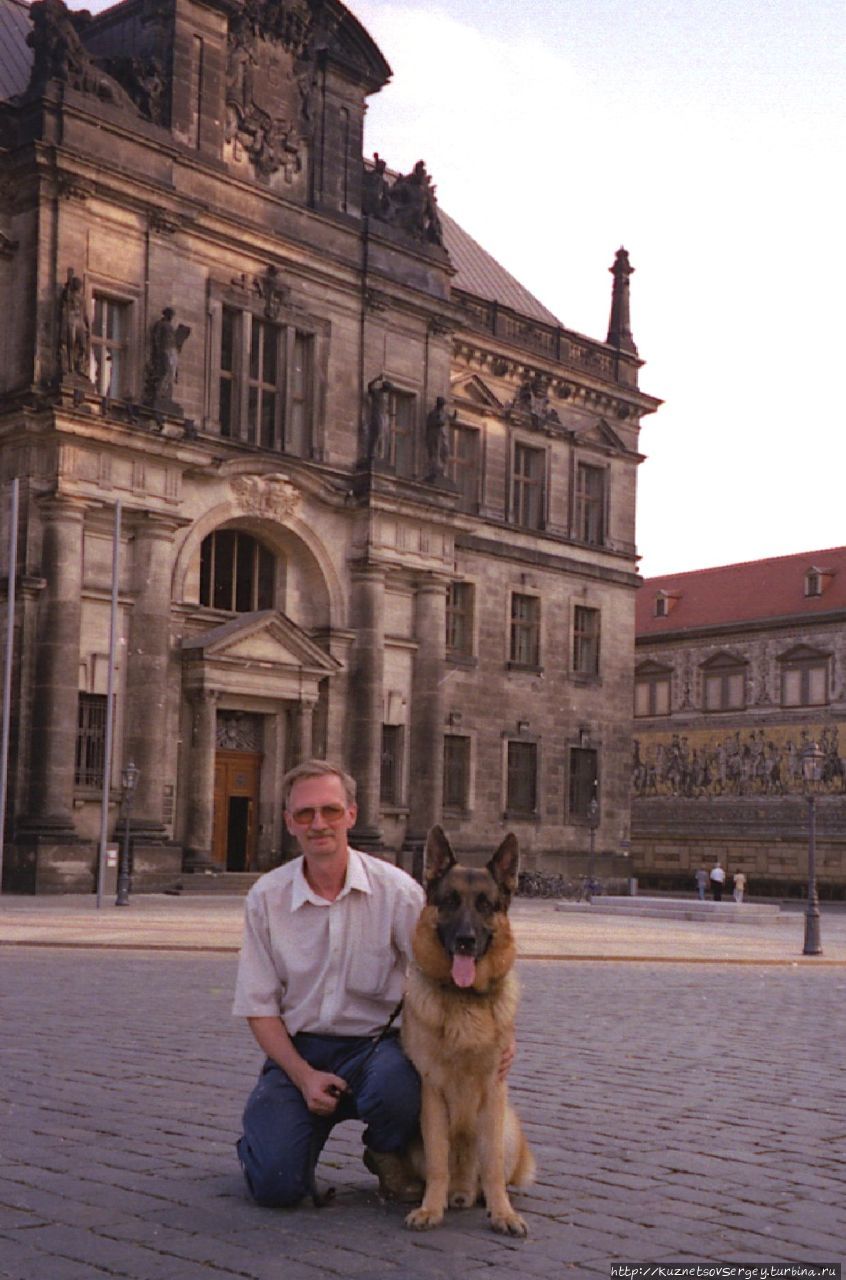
left=401, top=826, right=535, bottom=1237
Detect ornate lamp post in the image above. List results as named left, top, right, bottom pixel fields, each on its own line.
left=800, top=741, right=824, bottom=956
left=115, top=759, right=140, bottom=907
left=587, top=783, right=600, bottom=901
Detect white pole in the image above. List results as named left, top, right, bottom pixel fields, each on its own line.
left=96, top=500, right=121, bottom=909
left=0, top=477, right=19, bottom=894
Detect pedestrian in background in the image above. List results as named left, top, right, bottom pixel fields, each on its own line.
left=733, top=871, right=747, bottom=903
left=694, top=867, right=709, bottom=901
left=709, top=860, right=726, bottom=902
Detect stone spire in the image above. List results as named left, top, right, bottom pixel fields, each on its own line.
left=606, top=247, right=638, bottom=355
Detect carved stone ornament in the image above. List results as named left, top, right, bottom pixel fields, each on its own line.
left=59, top=267, right=92, bottom=382
left=362, top=154, right=444, bottom=247
left=216, top=710, right=262, bottom=752
left=224, top=0, right=316, bottom=182
left=254, top=266, right=290, bottom=320
left=231, top=473, right=302, bottom=521
left=26, top=0, right=140, bottom=115
left=507, top=374, right=561, bottom=428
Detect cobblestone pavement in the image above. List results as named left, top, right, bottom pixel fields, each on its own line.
left=1, top=949, right=845, bottom=1280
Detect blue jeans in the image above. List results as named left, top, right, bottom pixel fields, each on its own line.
left=236, top=1032, right=421, bottom=1207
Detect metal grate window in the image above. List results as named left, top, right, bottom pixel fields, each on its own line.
left=75, top=693, right=108, bottom=788
left=199, top=530, right=276, bottom=613
left=506, top=740, right=537, bottom=814
left=443, top=735, right=470, bottom=809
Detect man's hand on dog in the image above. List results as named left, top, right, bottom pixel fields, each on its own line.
left=301, top=1068, right=349, bottom=1115
left=497, top=1036, right=516, bottom=1082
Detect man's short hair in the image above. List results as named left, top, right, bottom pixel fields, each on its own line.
left=281, top=759, right=357, bottom=809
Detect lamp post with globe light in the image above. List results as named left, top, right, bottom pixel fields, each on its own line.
left=800, top=741, right=824, bottom=957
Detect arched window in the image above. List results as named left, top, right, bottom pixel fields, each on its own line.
left=199, top=530, right=276, bottom=612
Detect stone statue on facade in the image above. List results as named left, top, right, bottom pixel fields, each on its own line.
left=362, top=153, right=391, bottom=220
left=362, top=155, right=444, bottom=247
left=59, top=269, right=91, bottom=380
left=424, top=396, right=451, bottom=483
left=145, top=308, right=191, bottom=411
left=364, top=375, right=393, bottom=465
left=27, top=0, right=138, bottom=113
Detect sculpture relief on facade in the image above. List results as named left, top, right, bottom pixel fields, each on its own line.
left=27, top=0, right=140, bottom=114
left=230, top=473, right=302, bottom=521
left=58, top=269, right=91, bottom=382
left=362, top=155, right=444, bottom=247
left=224, top=0, right=316, bottom=182
left=145, top=309, right=191, bottom=412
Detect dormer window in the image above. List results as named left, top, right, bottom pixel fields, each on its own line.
left=654, top=591, right=679, bottom=618
left=805, top=566, right=833, bottom=598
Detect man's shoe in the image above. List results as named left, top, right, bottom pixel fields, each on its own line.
left=363, top=1148, right=423, bottom=1204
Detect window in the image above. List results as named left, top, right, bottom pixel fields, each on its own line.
left=218, top=306, right=314, bottom=454
left=199, top=530, right=276, bottom=612
left=634, top=665, right=672, bottom=717
left=448, top=422, right=481, bottom=509
left=506, top=740, right=537, bottom=815
left=75, top=693, right=108, bottom=787
left=573, top=606, right=600, bottom=676
left=780, top=648, right=829, bottom=707
left=510, top=593, right=540, bottom=668
left=512, top=443, right=545, bottom=529
left=443, top=735, right=470, bottom=810
left=381, top=725, right=404, bottom=805
left=569, top=747, right=598, bottom=821
left=446, top=581, right=475, bottom=658
left=91, top=296, right=130, bottom=397
left=388, top=388, right=415, bottom=477
left=702, top=654, right=746, bottom=711
left=574, top=464, right=606, bottom=545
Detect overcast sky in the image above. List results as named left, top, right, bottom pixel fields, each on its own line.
left=348, top=0, right=844, bottom=578
left=79, top=0, right=844, bottom=577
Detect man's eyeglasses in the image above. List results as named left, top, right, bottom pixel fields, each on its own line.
left=289, top=804, right=348, bottom=827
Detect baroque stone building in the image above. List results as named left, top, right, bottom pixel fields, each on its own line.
left=0, top=0, right=659, bottom=892
left=632, top=548, right=846, bottom=895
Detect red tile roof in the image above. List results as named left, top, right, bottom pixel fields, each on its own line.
left=637, top=547, right=846, bottom=637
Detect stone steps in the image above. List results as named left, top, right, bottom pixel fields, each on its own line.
left=555, top=895, right=787, bottom=925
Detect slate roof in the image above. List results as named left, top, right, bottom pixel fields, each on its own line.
left=0, top=0, right=32, bottom=101
left=637, top=547, right=846, bottom=638
left=439, top=208, right=562, bottom=327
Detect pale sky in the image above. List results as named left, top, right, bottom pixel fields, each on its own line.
left=348, top=0, right=844, bottom=578
left=78, top=0, right=844, bottom=578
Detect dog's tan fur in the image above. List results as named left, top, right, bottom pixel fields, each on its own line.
left=400, top=827, right=535, bottom=1236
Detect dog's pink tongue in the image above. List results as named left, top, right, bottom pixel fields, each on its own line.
left=451, top=954, right=476, bottom=988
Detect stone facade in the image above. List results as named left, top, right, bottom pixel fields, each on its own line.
left=0, top=0, right=659, bottom=892
left=632, top=550, right=846, bottom=895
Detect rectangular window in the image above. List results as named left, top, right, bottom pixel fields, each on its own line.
left=75, top=693, right=108, bottom=788
left=217, top=309, right=313, bottom=455
left=512, top=444, right=545, bottom=529
left=448, top=423, right=481, bottom=509
left=704, top=670, right=745, bottom=711
left=390, top=389, right=415, bottom=478
left=569, top=748, right=598, bottom=821
left=575, top=464, right=606, bottom=545
left=573, top=606, right=600, bottom=676
left=446, top=582, right=475, bottom=657
left=635, top=677, right=671, bottom=717
left=380, top=725, right=403, bottom=805
left=506, top=740, right=537, bottom=815
left=91, top=296, right=130, bottom=397
left=510, top=593, right=540, bottom=667
left=443, top=735, right=470, bottom=810
left=782, top=664, right=828, bottom=707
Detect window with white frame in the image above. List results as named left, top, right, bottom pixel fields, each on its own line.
left=91, top=295, right=131, bottom=397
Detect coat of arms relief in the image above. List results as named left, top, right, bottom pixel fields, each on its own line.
left=224, top=0, right=316, bottom=186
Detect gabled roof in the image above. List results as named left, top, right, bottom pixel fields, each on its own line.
left=439, top=209, right=562, bottom=328
left=0, top=0, right=32, bottom=101
left=183, top=610, right=340, bottom=675
left=637, top=546, right=846, bottom=638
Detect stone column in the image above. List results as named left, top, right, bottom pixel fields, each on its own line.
left=25, top=496, right=87, bottom=834
left=183, top=688, right=218, bottom=871
left=123, top=514, right=178, bottom=837
left=348, top=564, right=385, bottom=848
left=292, top=699, right=316, bottom=763
left=405, top=576, right=447, bottom=857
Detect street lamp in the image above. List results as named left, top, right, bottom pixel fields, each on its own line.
left=587, top=783, right=600, bottom=901
left=115, top=759, right=140, bottom=907
left=800, top=741, right=824, bottom=956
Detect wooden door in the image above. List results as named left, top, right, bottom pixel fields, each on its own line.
left=212, top=750, right=262, bottom=871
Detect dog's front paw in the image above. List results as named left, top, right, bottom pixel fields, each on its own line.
left=488, top=1209, right=528, bottom=1238
left=405, top=1205, right=443, bottom=1231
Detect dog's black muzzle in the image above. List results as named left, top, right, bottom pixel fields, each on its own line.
left=438, top=907, right=493, bottom=960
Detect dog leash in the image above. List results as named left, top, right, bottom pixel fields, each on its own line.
left=307, top=998, right=405, bottom=1208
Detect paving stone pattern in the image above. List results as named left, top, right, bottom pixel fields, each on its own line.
left=1, top=949, right=844, bottom=1280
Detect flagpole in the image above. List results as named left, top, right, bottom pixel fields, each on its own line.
left=0, top=477, right=19, bottom=894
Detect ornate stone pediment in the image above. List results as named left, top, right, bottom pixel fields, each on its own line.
left=230, top=473, right=301, bottom=521
left=183, top=610, right=341, bottom=680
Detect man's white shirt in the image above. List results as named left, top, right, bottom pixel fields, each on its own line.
left=232, top=849, right=425, bottom=1036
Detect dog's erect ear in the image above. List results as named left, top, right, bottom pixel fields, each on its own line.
left=425, top=825, right=456, bottom=886
left=487, top=833, right=519, bottom=901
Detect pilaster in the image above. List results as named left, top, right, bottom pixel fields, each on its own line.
left=348, top=564, right=385, bottom=849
